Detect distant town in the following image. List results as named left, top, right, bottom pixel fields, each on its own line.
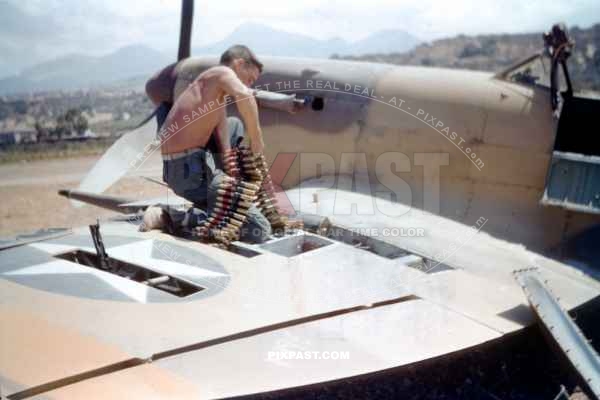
left=0, top=87, right=153, bottom=152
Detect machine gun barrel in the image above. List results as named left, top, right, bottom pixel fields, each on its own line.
left=254, top=90, right=307, bottom=113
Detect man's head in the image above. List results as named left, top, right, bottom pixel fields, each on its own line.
left=220, top=45, right=263, bottom=87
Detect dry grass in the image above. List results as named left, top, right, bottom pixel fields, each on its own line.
left=0, top=156, right=167, bottom=237
left=0, top=139, right=116, bottom=164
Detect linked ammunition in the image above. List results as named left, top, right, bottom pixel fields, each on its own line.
left=194, top=146, right=296, bottom=246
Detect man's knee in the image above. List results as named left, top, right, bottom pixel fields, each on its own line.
left=243, top=224, right=272, bottom=244
left=227, top=116, right=243, bottom=129
left=240, top=209, right=271, bottom=244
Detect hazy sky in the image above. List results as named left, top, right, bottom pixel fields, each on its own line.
left=1, top=0, right=599, bottom=74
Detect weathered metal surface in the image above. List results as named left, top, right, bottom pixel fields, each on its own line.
left=515, top=269, right=600, bottom=399
left=542, top=151, right=600, bottom=214
left=0, top=228, right=72, bottom=251
left=3, top=182, right=600, bottom=398
left=3, top=11, right=600, bottom=397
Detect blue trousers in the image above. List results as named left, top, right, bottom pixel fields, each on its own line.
left=162, top=117, right=271, bottom=243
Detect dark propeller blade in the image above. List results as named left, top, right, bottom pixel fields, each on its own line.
left=178, top=0, right=194, bottom=61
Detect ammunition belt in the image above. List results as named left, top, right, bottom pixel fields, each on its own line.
left=193, top=146, right=294, bottom=247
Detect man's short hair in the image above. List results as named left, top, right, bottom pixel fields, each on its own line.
left=220, top=45, right=263, bottom=73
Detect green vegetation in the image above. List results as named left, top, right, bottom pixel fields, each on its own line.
left=0, top=99, right=28, bottom=119
left=34, top=108, right=89, bottom=141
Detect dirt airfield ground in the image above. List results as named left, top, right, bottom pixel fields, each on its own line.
left=0, top=154, right=168, bottom=237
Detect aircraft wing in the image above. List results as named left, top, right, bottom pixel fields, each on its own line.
left=1, top=177, right=599, bottom=399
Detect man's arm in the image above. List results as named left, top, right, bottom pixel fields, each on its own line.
left=216, top=116, right=230, bottom=153
left=216, top=68, right=264, bottom=153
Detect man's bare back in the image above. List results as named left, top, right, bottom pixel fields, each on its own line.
left=160, top=67, right=228, bottom=154
left=160, top=65, right=263, bottom=155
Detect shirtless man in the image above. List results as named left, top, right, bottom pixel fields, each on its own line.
left=155, top=45, right=271, bottom=243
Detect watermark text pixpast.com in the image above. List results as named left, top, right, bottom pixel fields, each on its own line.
left=267, top=350, right=350, bottom=361
left=129, top=78, right=485, bottom=173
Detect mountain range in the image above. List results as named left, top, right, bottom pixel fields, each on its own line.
left=0, top=23, right=421, bottom=95
left=194, top=23, right=421, bottom=59
left=0, top=45, right=172, bottom=95
left=335, top=24, right=600, bottom=92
